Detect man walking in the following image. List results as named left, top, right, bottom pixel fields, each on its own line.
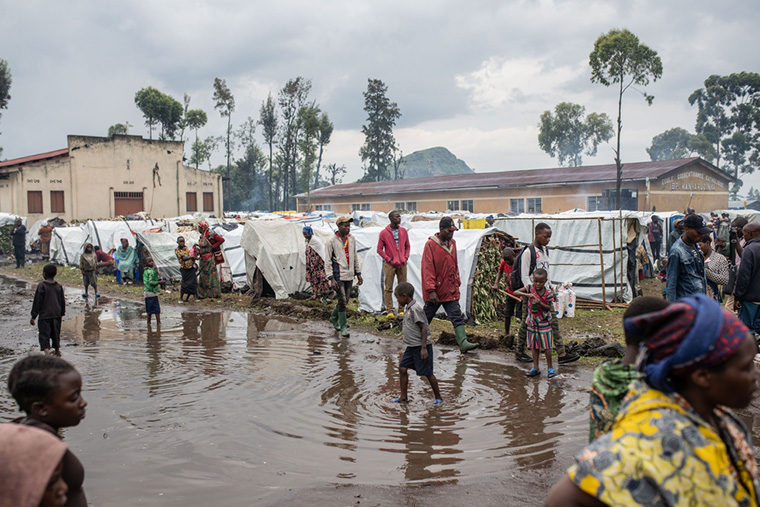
left=514, top=222, right=579, bottom=364
left=421, top=217, right=479, bottom=353
left=647, top=215, right=663, bottom=261
left=734, top=223, right=760, bottom=337
left=377, top=210, right=410, bottom=318
left=326, top=216, right=363, bottom=337
left=12, top=218, right=26, bottom=268
left=666, top=213, right=708, bottom=302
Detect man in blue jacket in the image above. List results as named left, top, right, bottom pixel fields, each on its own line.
left=735, top=223, right=760, bottom=336
left=666, top=214, right=708, bottom=302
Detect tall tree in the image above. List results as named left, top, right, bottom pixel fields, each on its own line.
left=213, top=78, right=236, bottom=212
left=190, top=136, right=218, bottom=171
left=278, top=77, right=311, bottom=209
left=359, top=78, right=401, bottom=182
left=689, top=72, right=760, bottom=192
left=326, top=163, right=347, bottom=186
left=589, top=28, right=663, bottom=209
left=646, top=127, right=715, bottom=162
left=107, top=123, right=129, bottom=137
left=178, top=93, right=191, bottom=146
left=223, top=117, right=268, bottom=210
left=314, top=112, right=333, bottom=189
left=297, top=103, right=321, bottom=194
left=537, top=102, right=613, bottom=166
left=134, top=87, right=183, bottom=140
left=0, top=58, right=10, bottom=159
left=258, top=93, right=278, bottom=210
left=134, top=87, right=162, bottom=140
left=156, top=94, right=183, bottom=140
left=185, top=109, right=208, bottom=153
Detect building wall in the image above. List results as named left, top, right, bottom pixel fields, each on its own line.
left=298, top=165, right=730, bottom=214
left=0, top=135, right=222, bottom=221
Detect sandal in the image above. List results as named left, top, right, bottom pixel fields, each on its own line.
left=547, top=368, right=556, bottom=378
left=526, top=368, right=540, bottom=377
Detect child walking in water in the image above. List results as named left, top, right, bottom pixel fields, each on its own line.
left=515, top=268, right=556, bottom=378
left=30, top=264, right=66, bottom=356
left=392, top=282, right=442, bottom=404
left=7, top=354, right=89, bottom=506
left=78, top=243, right=99, bottom=298
left=143, top=257, right=165, bottom=327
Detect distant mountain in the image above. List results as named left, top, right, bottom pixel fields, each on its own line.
left=397, top=147, right=474, bottom=179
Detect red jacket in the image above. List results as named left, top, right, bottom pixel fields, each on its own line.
left=421, top=234, right=460, bottom=302
left=377, top=225, right=410, bottom=267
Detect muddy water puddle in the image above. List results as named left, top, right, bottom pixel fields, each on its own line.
left=1, top=278, right=597, bottom=506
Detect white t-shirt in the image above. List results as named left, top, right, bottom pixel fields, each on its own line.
left=520, top=244, right=552, bottom=289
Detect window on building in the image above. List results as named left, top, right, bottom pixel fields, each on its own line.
left=203, top=192, right=214, bottom=212
left=186, top=192, right=197, bottom=212
left=323, top=204, right=331, bottom=211
left=461, top=200, right=474, bottom=212
left=28, top=191, right=43, bottom=214
left=406, top=202, right=417, bottom=212
left=587, top=196, right=604, bottom=212
left=527, top=198, right=542, bottom=213
left=50, top=191, right=65, bottom=213
left=510, top=198, right=525, bottom=214
left=352, top=204, right=360, bottom=211
left=447, top=200, right=459, bottom=211
left=315, top=205, right=322, bottom=211
left=395, top=202, right=406, bottom=211
left=360, top=203, right=370, bottom=211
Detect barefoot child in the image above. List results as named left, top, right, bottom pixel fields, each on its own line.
left=7, top=354, right=89, bottom=507
left=492, top=247, right=521, bottom=336
left=392, top=282, right=442, bottom=404
left=78, top=243, right=99, bottom=299
left=514, top=268, right=556, bottom=378
left=143, top=256, right=165, bottom=327
left=30, top=264, right=66, bottom=356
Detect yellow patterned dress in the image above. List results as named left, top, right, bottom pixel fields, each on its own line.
left=569, top=380, right=759, bottom=506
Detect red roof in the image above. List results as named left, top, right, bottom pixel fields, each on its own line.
left=305, top=158, right=730, bottom=198
left=0, top=148, right=69, bottom=169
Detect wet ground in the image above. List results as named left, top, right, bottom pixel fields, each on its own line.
left=1, top=273, right=756, bottom=506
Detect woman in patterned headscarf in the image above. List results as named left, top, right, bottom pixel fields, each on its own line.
left=196, top=221, right=224, bottom=299
left=302, top=226, right=331, bottom=300
left=547, top=293, right=760, bottom=507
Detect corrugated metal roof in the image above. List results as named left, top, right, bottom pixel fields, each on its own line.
left=306, top=157, right=728, bottom=198
left=0, top=148, right=69, bottom=170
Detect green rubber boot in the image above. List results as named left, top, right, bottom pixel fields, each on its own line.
left=330, top=306, right=340, bottom=331
left=339, top=312, right=350, bottom=337
left=454, top=325, right=479, bottom=353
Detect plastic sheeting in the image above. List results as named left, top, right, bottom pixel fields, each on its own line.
left=493, top=212, right=650, bottom=303
left=210, top=223, right=247, bottom=287
left=83, top=220, right=136, bottom=252
left=50, top=227, right=90, bottom=266
left=135, top=231, right=200, bottom=281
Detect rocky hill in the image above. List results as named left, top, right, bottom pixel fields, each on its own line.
left=397, top=147, right=474, bottom=179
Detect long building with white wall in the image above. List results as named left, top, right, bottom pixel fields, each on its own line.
left=0, top=134, right=223, bottom=221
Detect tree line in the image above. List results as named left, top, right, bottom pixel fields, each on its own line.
left=126, top=77, right=403, bottom=212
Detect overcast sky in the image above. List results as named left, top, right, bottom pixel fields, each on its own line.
left=2, top=0, right=759, bottom=196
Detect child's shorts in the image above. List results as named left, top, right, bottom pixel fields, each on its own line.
left=145, top=296, right=161, bottom=315
left=38, top=317, right=62, bottom=351
left=400, top=344, right=434, bottom=377
left=504, top=296, right=521, bottom=321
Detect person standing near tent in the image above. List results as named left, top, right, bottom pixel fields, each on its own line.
left=38, top=222, right=53, bottom=260
left=12, top=218, right=26, bottom=268
left=377, top=210, right=410, bottom=318
left=514, top=223, right=578, bottom=364
left=647, top=215, right=663, bottom=261
left=302, top=226, right=332, bottom=301
left=421, top=217, right=479, bottom=354
left=197, top=221, right=224, bottom=299
left=79, top=243, right=99, bottom=299
left=667, top=218, right=684, bottom=253
left=734, top=223, right=760, bottom=337
left=114, top=238, right=136, bottom=284
left=326, top=216, right=363, bottom=337
left=666, top=214, right=708, bottom=302
left=175, top=236, right=197, bottom=302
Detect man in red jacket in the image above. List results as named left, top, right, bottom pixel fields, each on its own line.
left=377, top=210, right=411, bottom=318
left=421, top=217, right=479, bottom=353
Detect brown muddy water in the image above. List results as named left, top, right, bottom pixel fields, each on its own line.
left=13, top=273, right=755, bottom=506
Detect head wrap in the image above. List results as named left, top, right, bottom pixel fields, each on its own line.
left=303, top=226, right=313, bottom=235
left=625, top=293, right=749, bottom=393
left=198, top=221, right=209, bottom=232
left=0, top=423, right=67, bottom=507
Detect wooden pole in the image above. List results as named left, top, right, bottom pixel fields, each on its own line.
left=598, top=218, right=607, bottom=305
left=611, top=218, right=618, bottom=302
left=619, top=212, right=625, bottom=302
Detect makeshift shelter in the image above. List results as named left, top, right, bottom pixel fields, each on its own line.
left=493, top=211, right=650, bottom=303
left=49, top=227, right=90, bottom=266
left=210, top=223, right=247, bottom=288
left=135, top=231, right=200, bottom=281
left=83, top=220, right=136, bottom=253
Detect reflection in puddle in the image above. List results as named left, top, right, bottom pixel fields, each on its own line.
left=0, top=293, right=594, bottom=505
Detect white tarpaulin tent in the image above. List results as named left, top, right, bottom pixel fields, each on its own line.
left=493, top=211, right=650, bottom=303
left=135, top=231, right=201, bottom=281
left=240, top=220, right=310, bottom=299
left=84, top=220, right=136, bottom=252
left=50, top=227, right=90, bottom=266
left=211, top=223, right=247, bottom=287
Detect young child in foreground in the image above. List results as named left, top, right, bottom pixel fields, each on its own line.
left=514, top=268, right=556, bottom=378
left=7, top=354, right=88, bottom=507
left=31, top=264, right=66, bottom=356
left=588, top=296, right=670, bottom=442
left=492, top=247, right=521, bottom=336
left=392, top=282, right=442, bottom=404
left=143, top=256, right=165, bottom=327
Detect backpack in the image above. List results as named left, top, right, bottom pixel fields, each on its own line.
left=510, top=245, right=537, bottom=291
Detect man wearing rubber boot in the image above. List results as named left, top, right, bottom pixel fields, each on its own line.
left=514, top=222, right=579, bottom=364
left=421, top=216, right=479, bottom=353
left=326, top=216, right=363, bottom=337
